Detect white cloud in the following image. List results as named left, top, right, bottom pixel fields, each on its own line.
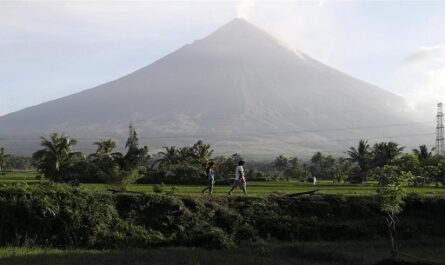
left=405, top=67, right=445, bottom=105
left=233, top=1, right=344, bottom=63
left=403, top=45, right=445, bottom=65
left=396, top=45, right=445, bottom=119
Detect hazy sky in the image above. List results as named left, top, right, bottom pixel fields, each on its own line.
left=1, top=0, right=445, bottom=117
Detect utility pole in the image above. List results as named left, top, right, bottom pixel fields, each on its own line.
left=436, top=102, right=444, bottom=155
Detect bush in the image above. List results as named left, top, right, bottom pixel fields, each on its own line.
left=0, top=185, right=444, bottom=249
left=235, top=223, right=258, bottom=243
left=184, top=226, right=234, bottom=249
left=152, top=183, right=164, bottom=193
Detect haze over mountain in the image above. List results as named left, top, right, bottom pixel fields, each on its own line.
left=0, top=19, right=432, bottom=157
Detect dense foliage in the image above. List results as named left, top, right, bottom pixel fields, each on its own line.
left=0, top=132, right=443, bottom=186
left=0, top=184, right=445, bottom=249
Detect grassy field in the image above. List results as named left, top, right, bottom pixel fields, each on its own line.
left=2, top=171, right=445, bottom=197
left=0, top=171, right=38, bottom=183
left=0, top=240, right=444, bottom=265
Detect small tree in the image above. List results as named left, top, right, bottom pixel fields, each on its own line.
left=377, top=168, right=414, bottom=259
left=117, top=124, right=149, bottom=191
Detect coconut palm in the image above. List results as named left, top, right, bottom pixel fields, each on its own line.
left=90, top=139, right=117, bottom=161
left=156, top=146, right=179, bottom=169
left=95, top=139, right=116, bottom=156
left=32, top=133, right=78, bottom=182
left=347, top=140, right=370, bottom=168
left=413, top=145, right=432, bottom=163
left=346, top=140, right=371, bottom=182
left=372, top=142, right=404, bottom=167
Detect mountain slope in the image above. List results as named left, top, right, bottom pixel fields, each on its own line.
left=0, top=19, right=431, bottom=157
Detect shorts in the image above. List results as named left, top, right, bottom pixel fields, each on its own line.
left=232, top=180, right=246, bottom=189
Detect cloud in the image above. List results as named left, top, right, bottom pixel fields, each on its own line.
left=232, top=1, right=344, bottom=64
left=396, top=45, right=445, bottom=119
left=236, top=0, right=255, bottom=20
left=405, top=67, right=445, bottom=105
left=403, top=45, right=445, bottom=65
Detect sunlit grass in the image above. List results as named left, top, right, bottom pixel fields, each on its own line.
left=2, top=171, right=445, bottom=197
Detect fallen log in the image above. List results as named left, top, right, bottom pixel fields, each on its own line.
left=286, top=189, right=319, bottom=197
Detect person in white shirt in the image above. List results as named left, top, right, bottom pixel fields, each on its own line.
left=228, top=160, right=247, bottom=195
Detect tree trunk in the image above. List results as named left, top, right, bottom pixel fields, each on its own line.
left=387, top=212, right=398, bottom=259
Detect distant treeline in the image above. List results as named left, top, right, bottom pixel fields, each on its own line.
left=1, top=125, right=444, bottom=187
left=0, top=147, right=33, bottom=172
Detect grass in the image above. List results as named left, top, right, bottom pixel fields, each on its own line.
left=0, top=171, right=38, bottom=183
left=0, top=240, right=444, bottom=265
left=2, top=171, right=445, bottom=197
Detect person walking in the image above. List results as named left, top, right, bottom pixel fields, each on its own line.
left=202, top=162, right=215, bottom=195
left=228, top=160, right=247, bottom=195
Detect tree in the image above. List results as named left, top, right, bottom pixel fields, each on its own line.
left=377, top=168, right=414, bottom=259
left=32, top=133, right=79, bottom=182
left=156, top=146, right=180, bottom=169
left=412, top=145, right=433, bottom=164
left=190, top=140, right=213, bottom=165
left=332, top=158, right=351, bottom=183
left=346, top=140, right=371, bottom=183
left=279, top=156, right=306, bottom=181
left=309, top=152, right=335, bottom=179
left=372, top=142, right=404, bottom=168
left=116, top=125, right=149, bottom=190
left=91, top=139, right=117, bottom=160
left=0, top=148, right=6, bottom=173
left=123, top=124, right=149, bottom=170
left=88, top=139, right=120, bottom=183
left=397, top=154, right=421, bottom=177
left=274, top=155, right=289, bottom=172
left=215, top=153, right=244, bottom=180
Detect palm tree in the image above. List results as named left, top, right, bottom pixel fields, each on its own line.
left=90, top=139, right=117, bottom=160
left=32, top=133, right=78, bottom=182
left=413, top=145, right=432, bottom=163
left=156, top=146, right=179, bottom=169
left=346, top=140, right=371, bottom=182
left=372, top=142, right=404, bottom=167
left=347, top=140, right=370, bottom=169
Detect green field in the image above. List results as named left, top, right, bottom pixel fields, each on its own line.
left=1, top=240, right=444, bottom=265
left=2, top=171, right=445, bottom=196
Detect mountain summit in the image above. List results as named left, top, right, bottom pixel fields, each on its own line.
left=0, top=19, right=429, bottom=156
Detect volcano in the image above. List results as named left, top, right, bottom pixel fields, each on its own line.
left=0, top=19, right=431, bottom=157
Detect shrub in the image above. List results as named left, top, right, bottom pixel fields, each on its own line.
left=235, top=223, right=258, bottom=243
left=152, top=183, right=164, bottom=193
left=184, top=226, right=234, bottom=250
left=0, top=185, right=444, bottom=250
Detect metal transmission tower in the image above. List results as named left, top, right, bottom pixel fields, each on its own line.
left=436, top=102, right=444, bottom=155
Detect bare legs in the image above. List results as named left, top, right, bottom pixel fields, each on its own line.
left=228, top=181, right=247, bottom=195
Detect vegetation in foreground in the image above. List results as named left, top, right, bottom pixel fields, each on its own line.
left=1, top=240, right=444, bottom=265
left=1, top=184, right=445, bottom=250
